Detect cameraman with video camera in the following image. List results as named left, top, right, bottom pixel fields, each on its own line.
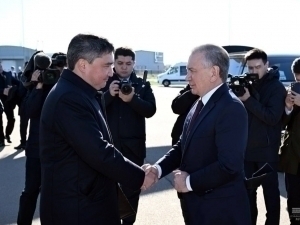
left=237, top=48, right=286, bottom=225
left=101, top=47, right=156, bottom=225
left=17, top=52, right=66, bottom=225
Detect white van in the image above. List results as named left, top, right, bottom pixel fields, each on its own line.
left=157, top=62, right=188, bottom=87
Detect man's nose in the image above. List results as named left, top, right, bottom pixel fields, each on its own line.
left=108, top=68, right=113, bottom=77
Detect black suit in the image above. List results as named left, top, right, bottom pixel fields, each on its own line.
left=39, top=69, right=145, bottom=225
left=156, top=84, right=251, bottom=225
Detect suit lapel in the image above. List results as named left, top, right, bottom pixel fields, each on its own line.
left=183, top=101, right=215, bottom=152
left=182, top=83, right=229, bottom=153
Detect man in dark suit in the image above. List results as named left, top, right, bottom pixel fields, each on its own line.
left=144, top=44, right=251, bottom=225
left=39, top=34, right=156, bottom=225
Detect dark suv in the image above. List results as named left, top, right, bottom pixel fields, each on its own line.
left=223, top=45, right=300, bottom=87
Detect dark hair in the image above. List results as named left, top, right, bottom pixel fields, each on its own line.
left=192, top=44, right=229, bottom=83
left=52, top=52, right=65, bottom=58
left=291, top=57, right=300, bottom=74
left=67, top=34, right=114, bottom=70
left=244, top=48, right=268, bottom=64
left=114, top=47, right=135, bottom=61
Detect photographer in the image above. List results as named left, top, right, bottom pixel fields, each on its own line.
left=101, top=47, right=156, bottom=225
left=279, top=57, right=300, bottom=225
left=0, top=61, right=20, bottom=144
left=171, top=84, right=198, bottom=145
left=17, top=52, right=65, bottom=225
left=238, top=48, right=286, bottom=225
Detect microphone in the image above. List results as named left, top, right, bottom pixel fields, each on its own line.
left=34, top=52, right=52, bottom=70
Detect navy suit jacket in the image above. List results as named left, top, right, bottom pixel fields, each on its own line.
left=156, top=84, right=251, bottom=225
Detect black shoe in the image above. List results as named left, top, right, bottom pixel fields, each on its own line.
left=5, top=136, right=11, bottom=143
left=14, top=144, right=26, bottom=150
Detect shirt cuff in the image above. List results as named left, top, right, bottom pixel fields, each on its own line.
left=153, top=164, right=162, bottom=178
left=186, top=175, right=193, bottom=191
left=285, top=106, right=293, bottom=115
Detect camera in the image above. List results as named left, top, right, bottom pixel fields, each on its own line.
left=291, top=82, right=300, bottom=94
left=228, top=73, right=259, bottom=97
left=38, top=68, right=61, bottom=85
left=21, top=51, right=66, bottom=87
left=119, top=80, right=133, bottom=95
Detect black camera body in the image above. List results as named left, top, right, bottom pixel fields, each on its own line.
left=291, top=82, right=300, bottom=94
left=119, top=80, right=133, bottom=95
left=228, top=73, right=259, bottom=97
left=37, top=68, right=61, bottom=85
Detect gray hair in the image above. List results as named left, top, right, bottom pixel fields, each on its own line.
left=192, top=44, right=229, bottom=82
left=67, top=34, right=114, bottom=70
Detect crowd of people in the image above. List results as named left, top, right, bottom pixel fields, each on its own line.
left=0, top=33, right=299, bottom=225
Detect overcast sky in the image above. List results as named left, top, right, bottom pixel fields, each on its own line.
left=0, top=0, right=299, bottom=64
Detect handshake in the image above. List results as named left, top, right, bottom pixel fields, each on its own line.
left=139, top=164, right=190, bottom=193
left=140, top=164, right=159, bottom=191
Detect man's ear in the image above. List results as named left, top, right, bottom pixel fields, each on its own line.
left=210, top=65, right=220, bottom=82
left=77, top=59, right=87, bottom=73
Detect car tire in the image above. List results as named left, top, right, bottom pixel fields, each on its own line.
left=162, top=80, right=170, bottom=87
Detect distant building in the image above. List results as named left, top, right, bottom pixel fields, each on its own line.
left=0, top=45, right=36, bottom=71
left=134, top=50, right=165, bottom=74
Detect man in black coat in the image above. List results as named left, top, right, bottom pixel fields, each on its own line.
left=0, top=61, right=20, bottom=145
left=39, top=34, right=155, bottom=225
left=101, top=47, right=156, bottom=225
left=238, top=48, right=286, bottom=225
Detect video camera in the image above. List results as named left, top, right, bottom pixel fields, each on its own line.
left=21, top=51, right=66, bottom=86
left=227, top=73, right=259, bottom=97
left=118, top=70, right=148, bottom=95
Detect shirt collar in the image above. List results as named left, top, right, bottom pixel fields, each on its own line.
left=201, top=83, right=223, bottom=105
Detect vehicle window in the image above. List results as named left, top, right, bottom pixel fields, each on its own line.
left=268, top=57, right=296, bottom=81
left=228, top=57, right=244, bottom=75
left=242, top=56, right=298, bottom=82
left=180, top=66, right=187, bottom=76
left=168, top=66, right=178, bottom=74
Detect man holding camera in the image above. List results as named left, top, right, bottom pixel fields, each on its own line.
left=17, top=52, right=65, bottom=225
left=279, top=57, right=300, bottom=225
left=101, top=47, right=156, bottom=225
left=238, top=48, right=286, bottom=225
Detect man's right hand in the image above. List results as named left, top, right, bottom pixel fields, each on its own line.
left=285, top=92, right=294, bottom=110
left=31, top=70, right=41, bottom=82
left=141, top=164, right=158, bottom=190
left=109, top=80, right=120, bottom=96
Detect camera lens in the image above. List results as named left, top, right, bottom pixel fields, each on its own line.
left=121, top=84, right=132, bottom=95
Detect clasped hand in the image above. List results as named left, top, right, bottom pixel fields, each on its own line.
left=140, top=164, right=158, bottom=191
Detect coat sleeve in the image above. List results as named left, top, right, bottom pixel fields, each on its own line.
left=190, top=101, right=248, bottom=191
left=155, top=140, right=183, bottom=178
left=243, top=84, right=286, bottom=126
left=26, top=88, right=44, bottom=118
left=54, top=92, right=145, bottom=190
left=128, top=81, right=156, bottom=118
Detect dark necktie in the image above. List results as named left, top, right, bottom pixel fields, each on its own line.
left=187, top=100, right=204, bottom=134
